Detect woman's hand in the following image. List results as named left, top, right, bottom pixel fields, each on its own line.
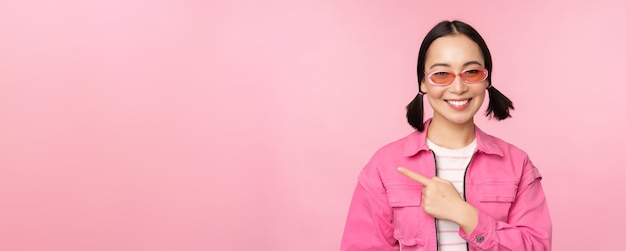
left=398, top=167, right=478, bottom=233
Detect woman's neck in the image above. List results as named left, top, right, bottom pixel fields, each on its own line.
left=427, top=117, right=476, bottom=149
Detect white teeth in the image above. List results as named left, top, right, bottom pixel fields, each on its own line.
left=447, top=100, right=469, bottom=106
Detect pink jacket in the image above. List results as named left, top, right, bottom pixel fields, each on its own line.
left=341, top=120, right=552, bottom=250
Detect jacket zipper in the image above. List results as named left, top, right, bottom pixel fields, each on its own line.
left=430, top=150, right=440, bottom=251
left=462, top=151, right=478, bottom=251
left=432, top=146, right=478, bottom=251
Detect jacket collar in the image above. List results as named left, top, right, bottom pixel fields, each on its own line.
left=404, top=118, right=504, bottom=157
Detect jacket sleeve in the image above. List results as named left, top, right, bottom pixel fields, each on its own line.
left=460, top=158, right=552, bottom=250
left=340, top=164, right=398, bottom=251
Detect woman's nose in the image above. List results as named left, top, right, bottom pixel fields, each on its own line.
left=449, top=74, right=468, bottom=93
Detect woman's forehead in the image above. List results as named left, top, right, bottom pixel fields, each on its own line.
left=425, top=35, right=484, bottom=67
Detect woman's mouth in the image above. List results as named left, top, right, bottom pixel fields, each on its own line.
left=445, top=98, right=472, bottom=110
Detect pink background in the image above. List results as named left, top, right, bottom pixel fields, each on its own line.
left=1, top=0, right=624, bottom=250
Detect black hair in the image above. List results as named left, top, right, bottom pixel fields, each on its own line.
left=407, top=20, right=514, bottom=131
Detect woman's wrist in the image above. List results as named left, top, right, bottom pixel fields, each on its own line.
left=454, top=202, right=479, bottom=234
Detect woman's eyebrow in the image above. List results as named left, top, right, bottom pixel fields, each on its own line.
left=463, top=61, right=483, bottom=67
left=429, top=61, right=483, bottom=69
left=429, top=63, right=450, bottom=69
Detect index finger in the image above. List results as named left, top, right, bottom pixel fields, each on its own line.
left=397, top=167, right=433, bottom=186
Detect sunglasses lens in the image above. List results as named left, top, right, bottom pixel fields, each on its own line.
left=462, top=69, right=487, bottom=82
left=429, top=72, right=454, bottom=85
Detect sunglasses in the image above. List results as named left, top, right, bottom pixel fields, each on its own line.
left=425, top=67, right=489, bottom=86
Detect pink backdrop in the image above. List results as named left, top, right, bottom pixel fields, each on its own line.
left=1, top=0, right=624, bottom=250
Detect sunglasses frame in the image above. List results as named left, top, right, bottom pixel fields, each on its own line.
left=424, top=67, right=489, bottom=86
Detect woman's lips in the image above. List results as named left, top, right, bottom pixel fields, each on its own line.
left=445, top=98, right=471, bottom=110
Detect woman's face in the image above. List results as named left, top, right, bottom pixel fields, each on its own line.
left=420, top=34, right=489, bottom=127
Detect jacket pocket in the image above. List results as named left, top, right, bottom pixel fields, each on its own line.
left=387, top=186, right=425, bottom=249
left=476, top=181, right=518, bottom=221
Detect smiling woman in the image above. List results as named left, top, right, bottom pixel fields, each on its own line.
left=340, top=20, right=552, bottom=251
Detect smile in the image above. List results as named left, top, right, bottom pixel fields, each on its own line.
left=446, top=99, right=471, bottom=107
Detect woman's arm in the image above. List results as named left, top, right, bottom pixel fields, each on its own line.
left=398, top=159, right=552, bottom=250
left=341, top=166, right=398, bottom=251
left=460, top=161, right=552, bottom=250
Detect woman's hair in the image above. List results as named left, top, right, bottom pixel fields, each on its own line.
left=407, top=20, right=514, bottom=131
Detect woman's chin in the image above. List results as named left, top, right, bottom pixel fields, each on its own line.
left=439, top=114, right=475, bottom=126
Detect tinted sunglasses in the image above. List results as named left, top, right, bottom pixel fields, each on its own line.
left=425, top=67, right=489, bottom=86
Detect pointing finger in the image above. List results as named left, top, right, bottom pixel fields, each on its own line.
left=397, top=167, right=433, bottom=186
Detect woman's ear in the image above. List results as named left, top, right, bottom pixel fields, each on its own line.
left=419, top=81, right=427, bottom=94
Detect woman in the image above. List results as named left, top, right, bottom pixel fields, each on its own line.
left=340, top=20, right=552, bottom=251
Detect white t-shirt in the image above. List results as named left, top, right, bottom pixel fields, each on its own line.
left=426, top=138, right=477, bottom=251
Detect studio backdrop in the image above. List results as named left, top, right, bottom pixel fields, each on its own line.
left=1, top=0, right=625, bottom=250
